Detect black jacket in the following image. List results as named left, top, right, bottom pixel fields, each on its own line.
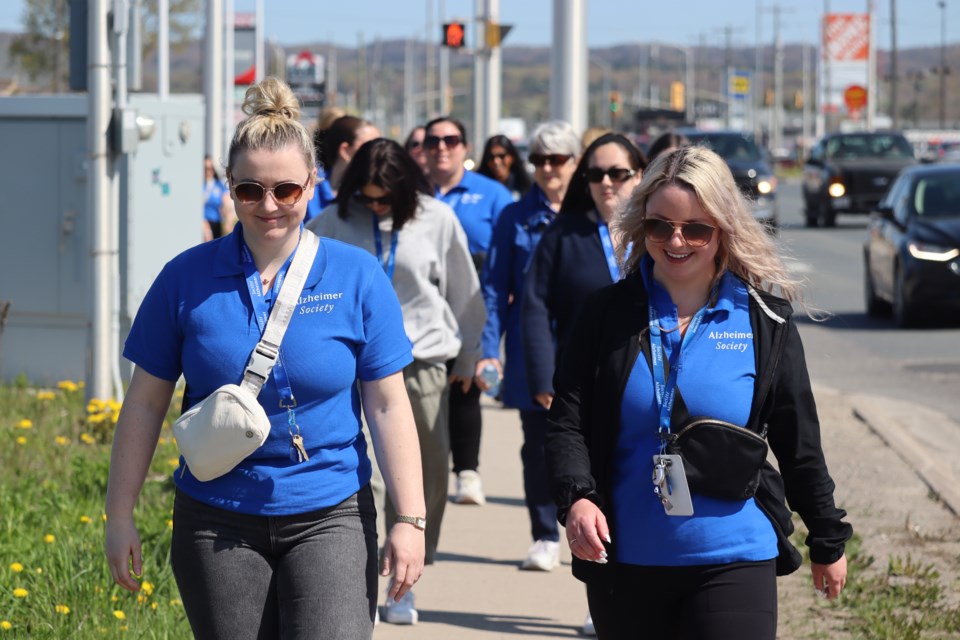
left=545, top=272, right=852, bottom=583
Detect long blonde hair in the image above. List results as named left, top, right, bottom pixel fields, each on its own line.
left=617, top=146, right=804, bottom=304
left=226, top=77, right=316, bottom=175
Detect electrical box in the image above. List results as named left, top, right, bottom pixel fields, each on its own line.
left=0, top=94, right=205, bottom=385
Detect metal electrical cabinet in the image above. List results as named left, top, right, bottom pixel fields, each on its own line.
left=0, top=94, right=205, bottom=385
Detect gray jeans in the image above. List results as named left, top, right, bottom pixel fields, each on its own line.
left=170, top=487, right=378, bottom=640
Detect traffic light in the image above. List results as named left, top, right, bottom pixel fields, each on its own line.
left=670, top=81, right=685, bottom=111
left=794, top=90, right=804, bottom=109
left=609, top=90, right=622, bottom=115
left=442, top=22, right=465, bottom=48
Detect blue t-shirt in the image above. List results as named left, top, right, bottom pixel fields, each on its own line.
left=203, top=179, right=227, bottom=223
left=435, top=170, right=513, bottom=257
left=613, top=257, right=776, bottom=566
left=123, top=226, right=413, bottom=516
left=305, top=166, right=335, bottom=222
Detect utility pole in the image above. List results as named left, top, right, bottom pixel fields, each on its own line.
left=439, top=0, right=450, bottom=114
left=550, top=0, right=587, bottom=134
left=772, top=5, right=785, bottom=153
left=204, top=0, right=223, bottom=161
left=939, top=0, right=947, bottom=129
left=755, top=0, right=764, bottom=140
left=425, top=0, right=434, bottom=118
left=890, top=0, right=898, bottom=129
left=867, top=0, right=876, bottom=131
left=472, top=0, right=487, bottom=151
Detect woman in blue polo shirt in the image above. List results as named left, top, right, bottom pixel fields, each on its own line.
left=104, top=78, right=425, bottom=639
left=545, top=146, right=851, bottom=639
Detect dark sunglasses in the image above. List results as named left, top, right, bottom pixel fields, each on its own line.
left=529, top=153, right=573, bottom=167
left=354, top=192, right=392, bottom=207
left=423, top=135, right=463, bottom=150
left=642, top=218, right=716, bottom=247
left=584, top=167, right=636, bottom=184
left=407, top=140, right=424, bottom=150
left=489, top=152, right=509, bottom=161
left=231, top=177, right=310, bottom=205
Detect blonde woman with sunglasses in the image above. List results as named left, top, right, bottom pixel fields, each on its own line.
left=104, top=78, right=425, bottom=639
left=543, top=146, right=851, bottom=639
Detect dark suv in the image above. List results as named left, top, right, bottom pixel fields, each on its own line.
left=679, top=130, right=779, bottom=229
left=802, top=131, right=916, bottom=227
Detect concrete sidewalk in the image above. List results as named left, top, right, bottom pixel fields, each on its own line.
left=372, top=387, right=960, bottom=639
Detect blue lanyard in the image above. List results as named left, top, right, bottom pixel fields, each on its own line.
left=597, top=220, right=620, bottom=282
left=240, top=240, right=297, bottom=407
left=648, top=302, right=710, bottom=438
left=372, top=214, right=398, bottom=281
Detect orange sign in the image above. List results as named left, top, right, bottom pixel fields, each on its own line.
left=844, top=85, right=868, bottom=111
left=824, top=14, right=869, bottom=62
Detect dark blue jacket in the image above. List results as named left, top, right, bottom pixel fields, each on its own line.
left=481, top=185, right=555, bottom=410
left=522, top=212, right=615, bottom=400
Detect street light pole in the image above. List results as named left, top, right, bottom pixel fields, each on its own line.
left=939, top=0, right=947, bottom=129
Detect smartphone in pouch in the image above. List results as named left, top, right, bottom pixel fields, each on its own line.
left=653, top=454, right=694, bottom=516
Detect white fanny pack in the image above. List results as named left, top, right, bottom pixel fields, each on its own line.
left=173, top=230, right=320, bottom=482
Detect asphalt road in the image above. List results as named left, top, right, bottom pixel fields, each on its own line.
left=775, top=179, right=960, bottom=418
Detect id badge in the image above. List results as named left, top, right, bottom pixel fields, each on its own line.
left=652, top=454, right=694, bottom=517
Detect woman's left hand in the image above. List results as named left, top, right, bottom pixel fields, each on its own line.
left=381, top=523, right=426, bottom=601
left=811, top=554, right=847, bottom=600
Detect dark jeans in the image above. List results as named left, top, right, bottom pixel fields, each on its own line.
left=449, top=380, right=482, bottom=474
left=609, top=560, right=778, bottom=639
left=170, top=487, right=378, bottom=640
left=519, top=409, right=559, bottom=542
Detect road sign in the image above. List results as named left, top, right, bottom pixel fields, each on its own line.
left=728, top=71, right=751, bottom=100
left=844, top=85, right=867, bottom=112
left=442, top=22, right=465, bottom=48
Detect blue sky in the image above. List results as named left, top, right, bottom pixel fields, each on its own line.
left=0, top=1, right=954, bottom=49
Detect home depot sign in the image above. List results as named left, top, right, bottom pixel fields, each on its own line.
left=820, top=13, right=870, bottom=116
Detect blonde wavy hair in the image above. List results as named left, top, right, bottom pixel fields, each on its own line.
left=617, top=145, right=804, bottom=304
left=226, top=77, right=316, bottom=176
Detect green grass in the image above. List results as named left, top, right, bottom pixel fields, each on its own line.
left=0, top=376, right=190, bottom=638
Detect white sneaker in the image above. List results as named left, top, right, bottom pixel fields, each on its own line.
left=453, top=470, right=486, bottom=505
left=382, top=587, right=418, bottom=625
left=521, top=539, right=561, bottom=571
left=582, top=612, right=596, bottom=636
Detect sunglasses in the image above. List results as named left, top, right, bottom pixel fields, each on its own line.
left=584, top=167, right=636, bottom=184
left=642, top=218, right=716, bottom=247
left=231, top=177, right=310, bottom=205
left=489, top=152, right=509, bottom=161
left=423, top=135, right=463, bottom=150
left=407, top=140, right=424, bottom=150
left=529, top=153, right=573, bottom=167
left=354, top=192, right=392, bottom=207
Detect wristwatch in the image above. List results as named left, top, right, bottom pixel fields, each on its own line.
left=395, top=515, right=427, bottom=531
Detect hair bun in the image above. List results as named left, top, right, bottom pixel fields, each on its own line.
left=241, top=77, right=301, bottom=121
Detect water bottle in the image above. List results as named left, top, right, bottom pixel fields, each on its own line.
left=480, top=363, right=502, bottom=398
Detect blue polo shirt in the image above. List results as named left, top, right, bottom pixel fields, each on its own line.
left=613, top=256, right=776, bottom=566
left=123, top=225, right=413, bottom=516
left=305, top=166, right=335, bottom=222
left=203, top=179, right=227, bottom=223
left=435, top=170, right=513, bottom=257
left=481, top=184, right=555, bottom=410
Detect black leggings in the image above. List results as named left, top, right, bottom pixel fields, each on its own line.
left=605, top=560, right=778, bottom=640
left=449, top=379, right=482, bottom=474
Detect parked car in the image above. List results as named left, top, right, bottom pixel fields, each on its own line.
left=678, top=129, right=779, bottom=229
left=802, top=131, right=916, bottom=228
left=863, top=164, right=960, bottom=327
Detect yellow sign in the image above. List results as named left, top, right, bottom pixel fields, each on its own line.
left=670, top=82, right=685, bottom=111
left=730, top=74, right=750, bottom=97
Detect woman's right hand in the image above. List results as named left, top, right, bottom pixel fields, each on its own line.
left=473, top=358, right=502, bottom=391
left=104, top=515, right=143, bottom=593
left=565, top=498, right=610, bottom=564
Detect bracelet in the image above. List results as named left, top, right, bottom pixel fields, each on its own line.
left=395, top=515, right=426, bottom=531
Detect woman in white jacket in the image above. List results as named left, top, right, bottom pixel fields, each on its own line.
left=308, top=137, right=485, bottom=625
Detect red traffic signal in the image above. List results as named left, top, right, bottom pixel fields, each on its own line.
left=442, top=22, right=465, bottom=48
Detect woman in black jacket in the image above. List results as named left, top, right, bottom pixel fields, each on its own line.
left=545, top=146, right=851, bottom=639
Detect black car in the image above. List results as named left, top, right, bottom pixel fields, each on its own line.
left=803, top=131, right=916, bottom=228
left=678, top=130, right=779, bottom=229
left=863, top=164, right=960, bottom=327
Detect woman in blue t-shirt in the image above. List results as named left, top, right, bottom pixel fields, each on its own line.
left=104, top=78, right=426, bottom=639
left=545, top=146, right=851, bottom=639
left=202, top=155, right=232, bottom=240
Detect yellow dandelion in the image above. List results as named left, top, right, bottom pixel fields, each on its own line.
left=141, top=581, right=154, bottom=596
left=169, top=598, right=182, bottom=606
left=80, top=433, right=96, bottom=445
left=79, top=515, right=92, bottom=524
left=55, top=604, right=70, bottom=615
left=15, top=419, right=32, bottom=429
left=167, top=458, right=180, bottom=468
left=101, top=514, right=108, bottom=522
left=108, top=399, right=122, bottom=411
left=151, top=602, right=158, bottom=610
left=166, top=519, right=173, bottom=529
left=54, top=435, right=70, bottom=445
left=43, top=534, right=55, bottom=544
left=110, top=412, right=120, bottom=424
left=0, top=621, right=11, bottom=630
left=88, top=414, right=107, bottom=425
left=137, top=594, right=146, bottom=604
left=36, top=390, right=56, bottom=400
left=13, top=588, right=28, bottom=598
left=111, top=595, right=119, bottom=602
left=157, top=437, right=167, bottom=445
left=120, top=626, right=128, bottom=631
left=9, top=563, right=23, bottom=573
left=112, top=610, right=125, bottom=620
left=35, top=568, right=42, bottom=574
left=57, top=380, right=79, bottom=392
left=15, top=437, right=26, bottom=445
left=86, top=399, right=106, bottom=413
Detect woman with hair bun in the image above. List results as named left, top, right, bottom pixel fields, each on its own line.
left=104, top=77, right=425, bottom=639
